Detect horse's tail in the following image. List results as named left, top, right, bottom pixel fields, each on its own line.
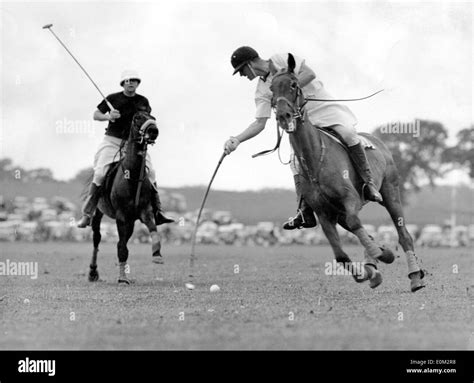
left=80, top=169, right=95, bottom=201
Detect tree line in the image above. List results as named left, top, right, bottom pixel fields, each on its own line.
left=1, top=121, right=473, bottom=204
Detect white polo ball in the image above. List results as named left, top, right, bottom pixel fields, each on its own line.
left=210, top=284, right=220, bottom=293
left=185, top=283, right=195, bottom=290
left=23, top=298, right=30, bottom=304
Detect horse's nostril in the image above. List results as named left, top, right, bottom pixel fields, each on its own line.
left=277, top=112, right=291, bottom=123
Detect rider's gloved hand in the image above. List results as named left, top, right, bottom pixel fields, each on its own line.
left=109, top=110, right=121, bottom=122
left=224, top=137, right=240, bottom=155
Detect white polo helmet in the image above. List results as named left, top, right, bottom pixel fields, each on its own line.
left=120, top=70, right=141, bottom=86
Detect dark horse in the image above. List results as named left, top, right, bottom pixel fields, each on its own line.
left=271, top=54, right=425, bottom=292
left=87, top=111, right=163, bottom=284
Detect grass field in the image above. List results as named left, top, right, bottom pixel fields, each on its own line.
left=0, top=242, right=472, bottom=350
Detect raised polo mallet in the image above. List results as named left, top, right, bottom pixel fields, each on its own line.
left=42, top=23, right=116, bottom=113
left=189, top=151, right=227, bottom=277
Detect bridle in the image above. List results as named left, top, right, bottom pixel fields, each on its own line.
left=134, top=117, right=159, bottom=146
left=252, top=72, right=305, bottom=160
left=271, top=71, right=307, bottom=132
left=252, top=70, right=383, bottom=159
left=121, top=112, right=160, bottom=208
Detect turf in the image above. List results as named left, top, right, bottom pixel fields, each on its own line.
left=0, top=242, right=471, bottom=350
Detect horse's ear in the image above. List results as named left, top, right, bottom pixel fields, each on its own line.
left=287, top=53, right=296, bottom=73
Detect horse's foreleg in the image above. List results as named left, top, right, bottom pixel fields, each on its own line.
left=141, top=211, right=162, bottom=264
left=380, top=179, right=425, bottom=292
left=116, top=219, right=134, bottom=284
left=319, top=213, right=368, bottom=283
left=89, top=210, right=103, bottom=282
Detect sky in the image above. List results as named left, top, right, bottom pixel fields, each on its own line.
left=0, top=0, right=472, bottom=190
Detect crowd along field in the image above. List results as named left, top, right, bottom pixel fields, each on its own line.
left=0, top=242, right=471, bottom=350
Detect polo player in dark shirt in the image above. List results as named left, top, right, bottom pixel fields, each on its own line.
left=77, top=70, right=174, bottom=228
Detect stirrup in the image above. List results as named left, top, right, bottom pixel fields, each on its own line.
left=283, top=209, right=317, bottom=230
left=283, top=210, right=303, bottom=230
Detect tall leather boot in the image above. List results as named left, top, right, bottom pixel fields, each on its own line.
left=283, top=174, right=317, bottom=230
left=347, top=143, right=383, bottom=203
left=151, top=182, right=175, bottom=225
left=77, top=183, right=101, bottom=228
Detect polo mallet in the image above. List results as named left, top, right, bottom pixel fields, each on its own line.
left=189, top=151, right=227, bottom=277
left=42, top=23, right=116, bottom=112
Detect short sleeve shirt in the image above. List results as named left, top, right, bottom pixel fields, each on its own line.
left=97, top=92, right=152, bottom=139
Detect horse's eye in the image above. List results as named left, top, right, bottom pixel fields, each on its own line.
left=290, top=82, right=297, bottom=90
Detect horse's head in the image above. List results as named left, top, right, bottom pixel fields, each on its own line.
left=130, top=111, right=159, bottom=145
left=270, top=54, right=304, bottom=133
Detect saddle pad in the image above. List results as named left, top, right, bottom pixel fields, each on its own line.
left=317, top=128, right=375, bottom=149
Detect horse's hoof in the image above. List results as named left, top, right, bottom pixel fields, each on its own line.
left=152, top=256, right=164, bottom=265
left=352, top=264, right=371, bottom=283
left=376, top=247, right=395, bottom=264
left=118, top=277, right=131, bottom=285
left=88, top=265, right=99, bottom=282
left=88, top=270, right=99, bottom=282
left=369, top=269, right=383, bottom=289
left=410, top=272, right=426, bottom=292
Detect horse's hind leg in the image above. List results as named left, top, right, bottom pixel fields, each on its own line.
left=116, top=219, right=135, bottom=284
left=319, top=212, right=369, bottom=283
left=341, top=200, right=395, bottom=265
left=89, top=209, right=103, bottom=282
left=380, top=179, right=425, bottom=292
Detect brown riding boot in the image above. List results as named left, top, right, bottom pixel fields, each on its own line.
left=77, top=183, right=101, bottom=228
left=347, top=142, right=383, bottom=203
left=151, top=182, right=175, bottom=225
left=283, top=174, right=317, bottom=230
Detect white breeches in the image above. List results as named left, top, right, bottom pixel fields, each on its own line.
left=92, top=135, right=155, bottom=186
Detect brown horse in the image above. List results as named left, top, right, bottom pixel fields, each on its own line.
left=271, top=54, right=425, bottom=292
left=87, top=111, right=163, bottom=284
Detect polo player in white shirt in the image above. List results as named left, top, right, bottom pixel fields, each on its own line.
left=224, top=46, right=382, bottom=230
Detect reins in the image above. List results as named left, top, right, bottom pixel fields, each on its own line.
left=252, top=79, right=383, bottom=161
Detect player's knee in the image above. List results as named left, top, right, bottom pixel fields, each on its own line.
left=290, top=155, right=301, bottom=176
left=148, top=169, right=156, bottom=183
left=333, top=125, right=359, bottom=147
left=93, top=168, right=106, bottom=186
left=341, top=131, right=360, bottom=147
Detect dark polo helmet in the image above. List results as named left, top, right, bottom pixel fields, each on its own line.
left=231, top=46, right=259, bottom=75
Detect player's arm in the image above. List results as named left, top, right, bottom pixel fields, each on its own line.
left=297, top=61, right=316, bottom=87
left=93, top=98, right=121, bottom=122
left=224, top=118, right=268, bottom=155
left=93, top=109, right=113, bottom=121
left=236, top=118, right=268, bottom=142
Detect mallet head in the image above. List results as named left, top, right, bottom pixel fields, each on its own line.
left=42, top=24, right=53, bottom=29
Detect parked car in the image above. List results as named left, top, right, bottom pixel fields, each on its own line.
left=417, top=225, right=443, bottom=247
